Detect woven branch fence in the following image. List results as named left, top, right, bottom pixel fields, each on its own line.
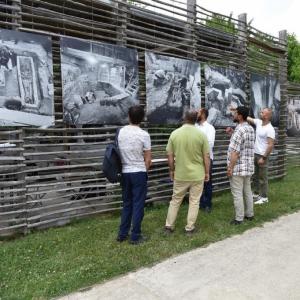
left=287, top=82, right=300, bottom=166
left=0, top=0, right=295, bottom=236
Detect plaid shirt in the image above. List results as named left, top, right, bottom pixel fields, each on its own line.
left=227, top=122, right=255, bottom=176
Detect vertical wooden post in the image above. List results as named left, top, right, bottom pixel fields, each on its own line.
left=11, top=0, right=21, bottom=30
left=186, top=0, right=197, bottom=60
left=10, top=0, right=27, bottom=235
left=238, top=14, right=247, bottom=40
left=237, top=13, right=249, bottom=107
left=186, top=0, right=198, bottom=105
left=116, top=0, right=128, bottom=46
left=187, top=0, right=196, bottom=23
left=278, top=30, right=288, bottom=177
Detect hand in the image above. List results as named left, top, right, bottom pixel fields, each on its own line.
left=258, top=157, right=265, bottom=165
left=169, top=170, right=174, bottom=181
left=204, top=173, right=210, bottom=182
left=225, top=127, right=234, bottom=136
left=227, top=167, right=233, bottom=177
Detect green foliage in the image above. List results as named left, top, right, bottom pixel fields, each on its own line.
left=127, top=0, right=147, bottom=8
left=205, top=13, right=237, bottom=34
left=287, top=33, right=300, bottom=83
left=0, top=166, right=300, bottom=299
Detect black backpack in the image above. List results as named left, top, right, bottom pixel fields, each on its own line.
left=102, top=128, right=122, bottom=183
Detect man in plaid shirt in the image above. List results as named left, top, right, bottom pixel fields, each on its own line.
left=227, top=106, right=255, bottom=225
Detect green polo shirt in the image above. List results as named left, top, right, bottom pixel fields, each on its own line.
left=166, top=124, right=209, bottom=181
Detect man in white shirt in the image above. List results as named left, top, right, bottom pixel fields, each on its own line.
left=196, top=108, right=216, bottom=213
left=247, top=108, right=275, bottom=204
left=117, top=105, right=152, bottom=245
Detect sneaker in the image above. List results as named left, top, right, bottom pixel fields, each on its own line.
left=252, top=193, right=260, bottom=199
left=254, top=196, right=268, bottom=205
left=230, top=219, right=243, bottom=225
left=129, top=235, right=148, bottom=245
left=204, top=207, right=212, bottom=213
left=116, top=235, right=128, bottom=243
left=244, top=216, right=254, bottom=221
left=164, top=227, right=174, bottom=235
left=200, top=206, right=212, bottom=213
left=184, top=228, right=198, bottom=236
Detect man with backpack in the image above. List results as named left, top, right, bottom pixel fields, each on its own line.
left=116, top=105, right=152, bottom=245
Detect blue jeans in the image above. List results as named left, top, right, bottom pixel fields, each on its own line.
left=118, top=172, right=148, bottom=241
left=200, top=159, right=213, bottom=209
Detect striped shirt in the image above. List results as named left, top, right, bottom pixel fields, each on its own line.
left=227, top=122, right=255, bottom=176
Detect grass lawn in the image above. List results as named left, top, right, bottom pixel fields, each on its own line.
left=1, top=166, right=300, bottom=300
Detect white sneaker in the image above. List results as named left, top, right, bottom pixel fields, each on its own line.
left=253, top=193, right=260, bottom=199
left=254, top=196, right=268, bottom=205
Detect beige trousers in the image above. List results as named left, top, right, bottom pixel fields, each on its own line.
left=229, top=175, right=254, bottom=222
left=165, top=180, right=204, bottom=231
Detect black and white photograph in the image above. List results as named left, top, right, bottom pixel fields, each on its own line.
left=250, top=73, right=281, bottom=127
left=204, top=65, right=247, bottom=127
left=145, top=52, right=201, bottom=124
left=0, top=29, right=54, bottom=126
left=287, top=98, right=300, bottom=136
left=61, top=37, right=139, bottom=125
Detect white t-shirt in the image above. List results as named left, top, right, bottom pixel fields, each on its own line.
left=253, top=119, right=275, bottom=155
left=195, top=121, right=215, bottom=160
left=118, top=125, right=151, bottom=173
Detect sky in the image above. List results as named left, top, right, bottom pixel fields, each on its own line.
left=197, top=0, right=299, bottom=39
left=137, top=0, right=299, bottom=40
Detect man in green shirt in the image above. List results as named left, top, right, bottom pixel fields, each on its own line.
left=165, top=110, right=210, bottom=235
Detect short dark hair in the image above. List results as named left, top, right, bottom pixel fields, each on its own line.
left=236, top=106, right=249, bottom=121
left=184, top=110, right=198, bottom=124
left=202, top=108, right=209, bottom=119
left=128, top=105, right=145, bottom=124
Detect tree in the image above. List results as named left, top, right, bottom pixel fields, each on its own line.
left=287, top=33, right=300, bottom=83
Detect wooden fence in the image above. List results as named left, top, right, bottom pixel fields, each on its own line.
left=287, top=82, right=300, bottom=166
left=0, top=0, right=290, bottom=236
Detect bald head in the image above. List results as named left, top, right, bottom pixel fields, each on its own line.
left=184, top=110, right=198, bottom=124
left=260, top=108, right=272, bottom=121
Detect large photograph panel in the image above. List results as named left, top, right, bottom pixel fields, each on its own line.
left=0, top=29, right=54, bottom=126
left=61, top=37, right=139, bottom=125
left=250, top=73, right=281, bottom=127
left=145, top=52, right=201, bottom=125
left=205, top=65, right=247, bottom=127
left=287, top=98, right=300, bottom=137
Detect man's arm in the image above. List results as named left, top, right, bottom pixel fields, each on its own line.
left=208, top=127, right=216, bottom=149
left=203, top=152, right=210, bottom=182
left=167, top=152, right=175, bottom=181
left=144, top=150, right=152, bottom=171
left=247, top=116, right=255, bottom=125
left=264, top=138, right=274, bottom=157
left=258, top=137, right=274, bottom=165
left=201, top=135, right=211, bottom=182
left=227, top=151, right=239, bottom=177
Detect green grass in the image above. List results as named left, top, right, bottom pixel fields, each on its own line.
left=1, top=166, right=300, bottom=300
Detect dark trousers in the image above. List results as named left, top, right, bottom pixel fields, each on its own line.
left=118, top=172, right=148, bottom=241
left=200, top=159, right=213, bottom=209
left=253, top=154, right=269, bottom=198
